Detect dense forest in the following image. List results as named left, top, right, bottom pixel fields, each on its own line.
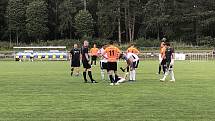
left=0, top=0, right=215, bottom=46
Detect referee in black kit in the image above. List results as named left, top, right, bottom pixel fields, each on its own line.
left=69, top=44, right=81, bottom=76
left=81, top=40, right=97, bottom=83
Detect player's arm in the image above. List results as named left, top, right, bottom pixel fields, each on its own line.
left=68, top=52, right=72, bottom=64
left=102, top=48, right=108, bottom=59
left=116, top=48, right=121, bottom=59
left=85, top=53, right=89, bottom=62
left=127, top=48, right=130, bottom=53
left=127, top=59, right=132, bottom=67
left=96, top=48, right=99, bottom=56
left=135, top=48, right=140, bottom=55
left=161, top=48, right=166, bottom=60
left=89, top=48, right=93, bottom=56
left=171, top=49, right=175, bottom=65
left=79, top=51, right=82, bottom=61
left=97, top=50, right=101, bottom=57
left=69, top=51, right=72, bottom=60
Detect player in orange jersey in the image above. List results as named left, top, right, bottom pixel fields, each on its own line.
left=90, top=44, right=99, bottom=65
left=158, top=39, right=167, bottom=74
left=103, top=41, right=120, bottom=85
left=126, top=44, right=140, bottom=72
left=127, top=44, right=140, bottom=55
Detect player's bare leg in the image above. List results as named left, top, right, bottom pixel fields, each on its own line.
left=75, top=67, right=80, bottom=76
left=100, top=69, right=105, bottom=80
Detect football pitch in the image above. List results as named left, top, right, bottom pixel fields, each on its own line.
left=0, top=61, right=215, bottom=121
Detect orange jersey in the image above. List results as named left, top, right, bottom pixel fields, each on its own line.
left=90, top=47, right=99, bottom=56
left=127, top=47, right=140, bottom=54
left=105, top=45, right=120, bottom=62
left=160, top=47, right=166, bottom=59
left=160, top=42, right=165, bottom=54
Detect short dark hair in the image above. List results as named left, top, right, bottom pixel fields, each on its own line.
left=165, top=42, right=170, bottom=46
left=109, top=41, right=114, bottom=45
left=119, top=52, right=125, bottom=59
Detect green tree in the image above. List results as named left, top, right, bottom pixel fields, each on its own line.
left=74, top=10, right=94, bottom=38
left=6, top=0, right=26, bottom=45
left=26, top=0, right=49, bottom=41
left=59, top=0, right=76, bottom=39
left=97, top=0, right=118, bottom=39
left=0, top=0, right=7, bottom=40
left=46, top=0, right=62, bottom=40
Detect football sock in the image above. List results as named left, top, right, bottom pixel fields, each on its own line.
left=83, top=72, right=87, bottom=82
left=71, top=68, right=74, bottom=76
left=163, top=65, right=166, bottom=74
left=115, top=74, right=119, bottom=83
left=130, top=71, right=133, bottom=81
left=133, top=70, right=136, bottom=81
left=88, top=71, right=94, bottom=82
left=162, top=71, right=169, bottom=80
left=109, top=75, right=114, bottom=83
left=127, top=67, right=129, bottom=72
left=170, top=71, right=175, bottom=81
left=158, top=65, right=161, bottom=74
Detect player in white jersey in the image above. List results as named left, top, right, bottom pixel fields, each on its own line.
left=118, top=52, right=139, bottom=83
left=97, top=45, right=108, bottom=80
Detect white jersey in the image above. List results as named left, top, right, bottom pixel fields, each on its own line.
left=126, top=53, right=139, bottom=62
left=98, top=48, right=107, bottom=63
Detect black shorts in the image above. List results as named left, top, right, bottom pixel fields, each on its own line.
left=100, top=61, right=107, bottom=70
left=71, top=60, right=80, bottom=67
left=161, top=59, right=166, bottom=65
left=82, top=61, right=91, bottom=69
left=107, top=62, right=117, bottom=71
left=91, top=56, right=97, bottom=61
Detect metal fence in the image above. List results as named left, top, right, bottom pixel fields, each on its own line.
left=138, top=52, right=215, bottom=61
left=0, top=51, right=14, bottom=61
left=0, top=51, right=214, bottom=61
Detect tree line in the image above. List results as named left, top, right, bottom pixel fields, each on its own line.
left=0, top=0, right=215, bottom=46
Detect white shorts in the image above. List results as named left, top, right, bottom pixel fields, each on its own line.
left=159, top=54, right=162, bottom=62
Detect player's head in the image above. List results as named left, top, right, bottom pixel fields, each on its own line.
left=119, top=52, right=126, bottom=59
left=74, top=44, right=78, bottom=48
left=93, top=44, right=96, bottom=48
left=103, top=44, right=108, bottom=49
left=109, top=41, right=114, bottom=45
left=101, top=44, right=105, bottom=48
left=84, top=40, right=89, bottom=47
left=161, top=38, right=167, bottom=42
left=161, top=42, right=165, bottom=47
left=165, top=42, right=170, bottom=47
left=129, top=43, right=135, bottom=48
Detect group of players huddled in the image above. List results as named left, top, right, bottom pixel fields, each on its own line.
left=69, top=39, right=175, bottom=86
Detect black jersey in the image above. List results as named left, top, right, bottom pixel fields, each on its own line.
left=81, top=46, right=89, bottom=61
left=70, top=48, right=80, bottom=61
left=165, top=47, right=174, bottom=62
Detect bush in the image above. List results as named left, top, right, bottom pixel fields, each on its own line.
left=197, top=36, right=215, bottom=47
left=135, top=38, right=161, bottom=47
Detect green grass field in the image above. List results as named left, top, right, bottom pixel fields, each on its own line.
left=0, top=61, right=215, bottom=121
